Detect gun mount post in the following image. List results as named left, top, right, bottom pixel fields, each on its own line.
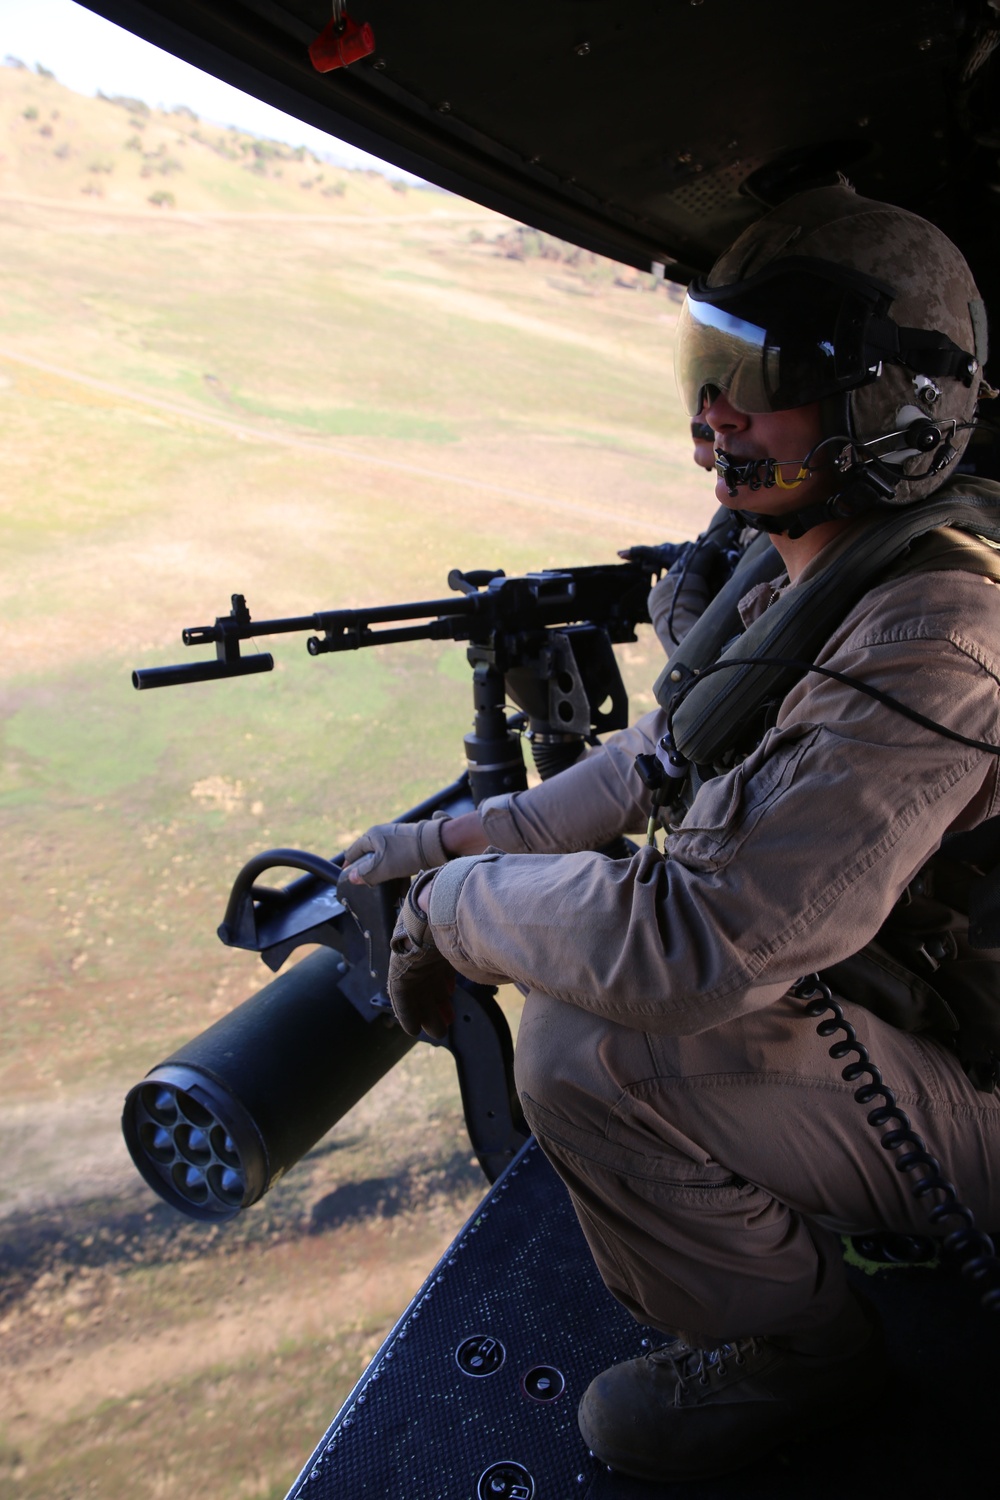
left=464, top=660, right=529, bottom=803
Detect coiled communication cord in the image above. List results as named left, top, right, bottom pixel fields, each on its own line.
left=661, top=630, right=1000, bottom=1313
left=792, top=973, right=1000, bottom=1315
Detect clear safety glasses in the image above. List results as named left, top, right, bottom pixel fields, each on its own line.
left=675, top=258, right=895, bottom=417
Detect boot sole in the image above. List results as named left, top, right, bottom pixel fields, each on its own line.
left=579, top=1389, right=880, bottom=1483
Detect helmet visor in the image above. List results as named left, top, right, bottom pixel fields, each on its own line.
left=675, top=260, right=892, bottom=416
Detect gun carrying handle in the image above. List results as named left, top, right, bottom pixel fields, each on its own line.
left=447, top=567, right=505, bottom=595
left=218, top=848, right=344, bottom=948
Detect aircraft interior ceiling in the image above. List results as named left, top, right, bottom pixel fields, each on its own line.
left=80, top=1, right=1000, bottom=308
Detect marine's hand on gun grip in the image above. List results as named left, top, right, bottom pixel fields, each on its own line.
left=344, top=812, right=452, bottom=886
left=387, top=872, right=455, bottom=1040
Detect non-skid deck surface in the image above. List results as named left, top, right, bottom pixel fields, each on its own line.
left=285, top=1139, right=992, bottom=1499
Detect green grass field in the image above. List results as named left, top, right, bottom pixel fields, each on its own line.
left=0, top=65, right=713, bottom=1500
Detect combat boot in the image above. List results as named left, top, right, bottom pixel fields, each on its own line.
left=577, top=1307, right=885, bottom=1481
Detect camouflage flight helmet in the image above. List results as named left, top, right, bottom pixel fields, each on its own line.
left=675, top=183, right=989, bottom=505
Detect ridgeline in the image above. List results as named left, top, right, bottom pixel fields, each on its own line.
left=0, top=58, right=465, bottom=218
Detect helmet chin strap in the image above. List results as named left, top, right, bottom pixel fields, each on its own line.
left=715, top=447, right=901, bottom=538
left=717, top=414, right=966, bottom=539
left=726, top=461, right=899, bottom=539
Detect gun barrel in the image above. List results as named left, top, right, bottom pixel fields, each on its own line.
left=182, top=614, right=317, bottom=646
left=180, top=597, right=477, bottom=649
left=308, top=615, right=473, bottom=654
left=315, top=596, right=478, bottom=630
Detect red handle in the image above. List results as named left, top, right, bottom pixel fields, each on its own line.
left=309, top=13, right=375, bottom=73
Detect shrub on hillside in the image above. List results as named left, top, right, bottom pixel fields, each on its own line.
left=493, top=225, right=590, bottom=264
left=99, top=92, right=150, bottom=116
left=141, top=156, right=183, bottom=178
left=148, top=190, right=175, bottom=208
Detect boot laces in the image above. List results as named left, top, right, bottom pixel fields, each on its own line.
left=649, top=1335, right=766, bottom=1388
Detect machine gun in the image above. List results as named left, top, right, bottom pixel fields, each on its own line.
left=123, top=548, right=682, bottom=1225
left=132, top=554, right=674, bottom=797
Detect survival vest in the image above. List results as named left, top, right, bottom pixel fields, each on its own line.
left=652, top=478, right=1000, bottom=1090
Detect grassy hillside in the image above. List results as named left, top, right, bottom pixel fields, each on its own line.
left=0, top=61, right=458, bottom=216
left=0, top=62, right=712, bottom=1500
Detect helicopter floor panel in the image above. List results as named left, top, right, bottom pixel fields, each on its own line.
left=284, top=1138, right=992, bottom=1500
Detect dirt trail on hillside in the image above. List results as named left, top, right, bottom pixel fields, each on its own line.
left=0, top=190, right=497, bottom=227
left=0, top=1212, right=461, bottom=1433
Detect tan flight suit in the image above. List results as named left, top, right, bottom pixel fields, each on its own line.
left=424, top=549, right=1000, bottom=1344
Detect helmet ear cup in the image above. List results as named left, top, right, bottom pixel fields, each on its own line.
left=849, top=359, right=975, bottom=504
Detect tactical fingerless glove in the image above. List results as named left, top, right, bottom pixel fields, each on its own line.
left=344, top=812, right=452, bottom=885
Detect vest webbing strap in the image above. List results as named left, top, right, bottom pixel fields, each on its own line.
left=655, top=478, right=1000, bottom=769
left=881, top=525, right=1000, bottom=586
